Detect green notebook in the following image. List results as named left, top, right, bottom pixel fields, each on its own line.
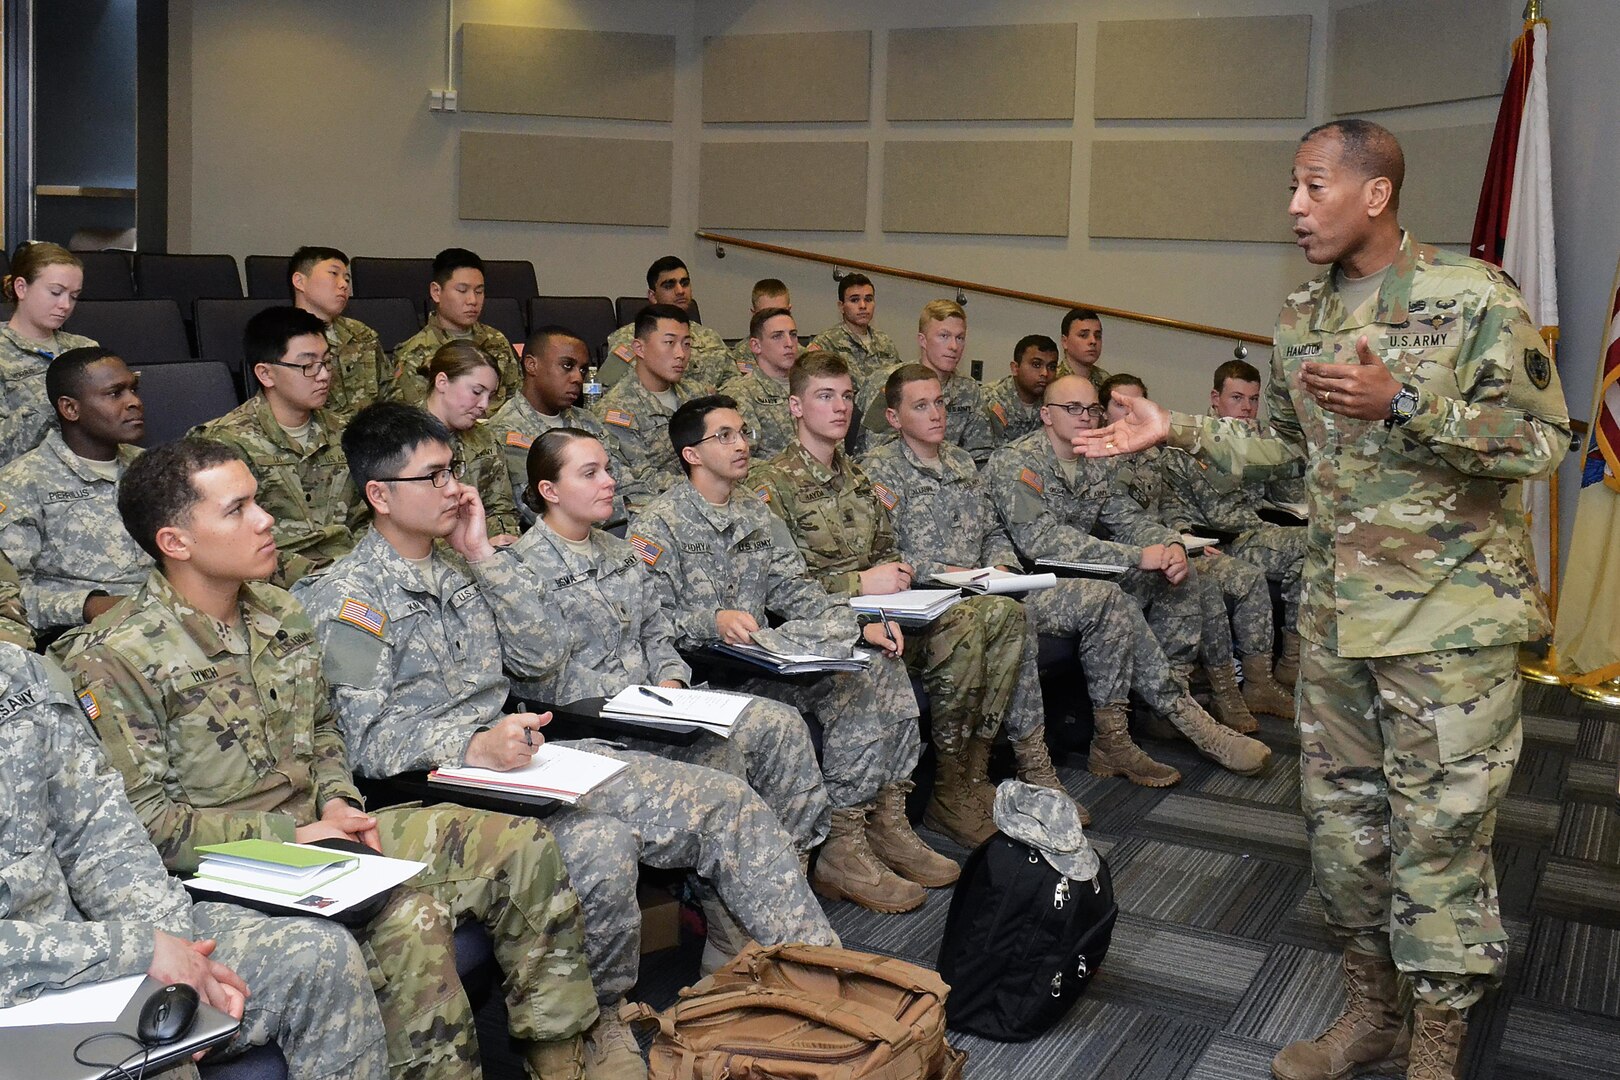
left=196, top=838, right=350, bottom=868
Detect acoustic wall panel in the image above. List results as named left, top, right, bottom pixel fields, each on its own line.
left=459, top=24, right=674, bottom=121
left=458, top=133, right=671, bottom=227
left=883, top=141, right=1071, bottom=237
left=1094, top=16, right=1310, bottom=119
left=1089, top=140, right=1297, bottom=243
left=699, top=142, right=867, bottom=231
left=886, top=25, right=1076, bottom=121
left=703, top=32, right=870, bottom=123
left=1330, top=0, right=1504, bottom=114
left=1397, top=125, right=1496, bottom=245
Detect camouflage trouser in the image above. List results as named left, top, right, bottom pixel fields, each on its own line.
left=547, top=742, right=837, bottom=1004
left=904, top=594, right=1039, bottom=753
left=372, top=802, right=598, bottom=1078
left=1298, top=641, right=1521, bottom=1010
left=620, top=691, right=832, bottom=853
left=1026, top=576, right=1191, bottom=714
left=192, top=901, right=390, bottom=1080
left=738, top=652, right=922, bottom=808
left=1228, top=524, right=1305, bottom=634
left=1118, top=564, right=1201, bottom=670
left=1198, top=551, right=1272, bottom=659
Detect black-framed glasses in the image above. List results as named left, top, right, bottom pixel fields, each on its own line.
left=1046, top=401, right=1106, bottom=420
left=696, top=424, right=755, bottom=447
left=265, top=358, right=333, bottom=378
left=381, top=462, right=465, bottom=488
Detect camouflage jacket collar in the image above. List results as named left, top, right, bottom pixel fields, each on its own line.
left=247, top=394, right=337, bottom=456
left=326, top=314, right=364, bottom=348
left=782, top=439, right=854, bottom=488
left=825, top=323, right=887, bottom=354
left=136, top=569, right=284, bottom=660
left=0, top=324, right=63, bottom=359
left=1311, top=230, right=1422, bottom=334
left=673, top=479, right=748, bottom=535
left=41, top=428, right=140, bottom=484
left=746, top=365, right=790, bottom=398
left=894, top=436, right=974, bottom=485
left=346, top=527, right=469, bottom=601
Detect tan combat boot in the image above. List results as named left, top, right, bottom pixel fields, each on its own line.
left=1169, top=697, right=1271, bottom=775
left=1088, top=704, right=1182, bottom=788
left=526, top=1033, right=590, bottom=1080
left=1271, top=951, right=1409, bottom=1080
left=811, top=805, right=925, bottom=913
left=963, top=733, right=1000, bottom=818
left=1012, top=727, right=1091, bottom=826
left=1406, top=1005, right=1466, bottom=1080
left=1205, top=660, right=1261, bottom=734
left=584, top=1003, right=646, bottom=1080
left=868, top=782, right=961, bottom=886
left=1275, top=629, right=1303, bottom=688
left=1242, top=653, right=1297, bottom=719
left=698, top=896, right=755, bottom=976
left=924, top=747, right=998, bottom=847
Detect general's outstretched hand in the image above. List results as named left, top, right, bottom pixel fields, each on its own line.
left=1073, top=393, right=1170, bottom=457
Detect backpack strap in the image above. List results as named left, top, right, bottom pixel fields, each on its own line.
left=662, top=985, right=913, bottom=1047
left=746, top=943, right=950, bottom=1000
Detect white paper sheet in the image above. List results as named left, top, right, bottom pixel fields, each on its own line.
left=0, top=973, right=144, bottom=1028
left=186, top=844, right=424, bottom=917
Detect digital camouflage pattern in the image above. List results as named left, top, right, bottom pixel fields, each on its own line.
left=629, top=480, right=922, bottom=809
left=806, top=323, right=903, bottom=387
left=601, top=320, right=734, bottom=390
left=387, top=319, right=521, bottom=412
left=321, top=313, right=389, bottom=427
left=194, top=396, right=366, bottom=587
left=0, top=550, right=34, bottom=649
left=591, top=371, right=714, bottom=512
left=0, top=643, right=389, bottom=1078
left=0, top=326, right=97, bottom=467
left=718, top=366, right=796, bottom=461
left=450, top=421, right=521, bottom=538
left=982, top=375, right=1044, bottom=449
left=0, top=430, right=150, bottom=629
left=486, top=393, right=642, bottom=528
left=852, top=364, right=994, bottom=462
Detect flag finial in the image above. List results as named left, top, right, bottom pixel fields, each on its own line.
left=1524, top=0, right=1543, bottom=20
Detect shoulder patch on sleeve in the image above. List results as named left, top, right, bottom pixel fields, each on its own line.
left=629, top=533, right=664, bottom=566
left=1524, top=347, right=1552, bottom=390
left=872, top=481, right=898, bottom=511
left=0, top=501, right=7, bottom=515
left=734, top=358, right=753, bottom=374
left=335, top=597, right=387, bottom=637
left=77, top=689, right=100, bottom=720
left=754, top=485, right=772, bottom=504
left=1018, top=467, right=1044, bottom=494
left=989, top=403, right=1007, bottom=425
left=505, top=431, right=534, bottom=449
left=613, top=344, right=634, bottom=362
left=603, top=409, right=635, bottom=429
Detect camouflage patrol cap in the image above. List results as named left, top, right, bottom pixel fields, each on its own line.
left=992, top=779, right=1099, bottom=881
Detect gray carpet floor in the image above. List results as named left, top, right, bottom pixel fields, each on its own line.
left=478, top=680, right=1620, bottom=1079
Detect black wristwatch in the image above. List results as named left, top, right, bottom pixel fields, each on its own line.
left=1387, top=384, right=1419, bottom=427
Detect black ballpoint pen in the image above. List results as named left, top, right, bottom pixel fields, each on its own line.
left=638, top=686, right=676, bottom=707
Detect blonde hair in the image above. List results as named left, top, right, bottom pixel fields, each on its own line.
left=3, top=242, right=83, bottom=304
left=918, top=299, right=966, bottom=333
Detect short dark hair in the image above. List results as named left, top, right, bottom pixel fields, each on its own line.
left=883, top=363, right=940, bottom=411
left=1014, top=334, right=1058, bottom=363
left=341, top=403, right=453, bottom=511
left=1212, top=359, right=1262, bottom=392
left=646, top=255, right=688, bottom=291
left=635, top=302, right=690, bottom=340
left=1300, top=119, right=1405, bottom=206
left=244, top=306, right=328, bottom=372
left=1098, top=372, right=1147, bottom=407
left=432, top=247, right=484, bottom=286
left=749, top=306, right=793, bottom=341
left=669, top=394, right=739, bottom=476
left=118, top=437, right=243, bottom=562
left=288, top=246, right=349, bottom=289
left=788, top=350, right=851, bottom=398
left=47, top=345, right=124, bottom=414
left=524, top=427, right=600, bottom=514
left=1061, top=308, right=1102, bottom=336
left=524, top=324, right=586, bottom=359
left=837, top=273, right=873, bottom=303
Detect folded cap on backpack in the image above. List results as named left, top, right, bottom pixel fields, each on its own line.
left=992, top=780, right=1099, bottom=882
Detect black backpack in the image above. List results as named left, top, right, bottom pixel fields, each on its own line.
left=936, top=833, right=1117, bottom=1041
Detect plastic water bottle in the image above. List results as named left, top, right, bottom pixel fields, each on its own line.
left=583, top=363, right=603, bottom=408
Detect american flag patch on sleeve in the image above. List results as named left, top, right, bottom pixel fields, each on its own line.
left=1018, top=468, right=1044, bottom=493
left=989, top=403, right=1007, bottom=425
left=337, top=597, right=386, bottom=636
left=505, top=431, right=534, bottom=449
left=629, top=534, right=664, bottom=566
left=603, top=409, right=634, bottom=428
left=77, top=690, right=100, bottom=721
left=872, top=482, right=898, bottom=510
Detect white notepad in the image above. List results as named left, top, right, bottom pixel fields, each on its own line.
left=930, top=568, right=1058, bottom=595
left=430, top=742, right=631, bottom=803
left=599, top=685, right=750, bottom=732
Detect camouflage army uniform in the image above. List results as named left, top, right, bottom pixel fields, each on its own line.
left=750, top=442, right=1032, bottom=757
left=321, top=313, right=389, bottom=427
left=293, top=529, right=836, bottom=1005
left=0, top=644, right=390, bottom=1079
left=592, top=373, right=714, bottom=513
left=807, top=324, right=903, bottom=387
left=1166, top=233, right=1571, bottom=1008
left=854, top=364, right=995, bottom=463
left=0, top=430, right=150, bottom=630
left=0, top=551, right=34, bottom=649
left=0, top=326, right=97, bottom=466
left=718, top=366, right=796, bottom=460
left=195, top=396, right=366, bottom=587
left=1055, top=360, right=1111, bottom=388
left=59, top=572, right=598, bottom=1077
left=724, top=337, right=757, bottom=380
left=387, top=319, right=521, bottom=412
left=630, top=480, right=921, bottom=809
left=981, top=375, right=1044, bottom=449
left=601, top=321, right=734, bottom=390
left=478, top=519, right=831, bottom=853
left=488, top=392, right=645, bottom=528
left=450, top=421, right=521, bottom=538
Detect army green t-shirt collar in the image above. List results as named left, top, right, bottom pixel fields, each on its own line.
left=1313, top=230, right=1420, bottom=334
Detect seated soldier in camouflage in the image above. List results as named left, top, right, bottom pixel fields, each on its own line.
left=983, top=334, right=1059, bottom=449
left=600, top=256, right=734, bottom=390
left=0, top=550, right=35, bottom=648
left=852, top=300, right=994, bottom=462
left=58, top=439, right=607, bottom=1080
left=631, top=395, right=937, bottom=915
left=861, top=364, right=1184, bottom=795
left=387, top=248, right=521, bottom=410
left=489, top=326, right=646, bottom=529
left=808, top=273, right=902, bottom=387
left=0, top=348, right=151, bottom=634
left=717, top=306, right=799, bottom=460
left=194, top=307, right=366, bottom=587
left=0, top=242, right=96, bottom=467
left=593, top=304, right=714, bottom=513
left=418, top=341, right=522, bottom=540
left=289, top=245, right=388, bottom=426
left=294, top=404, right=836, bottom=1057
left=1057, top=308, right=1109, bottom=387
left=721, top=278, right=790, bottom=377
left=1, top=641, right=391, bottom=1079
left=1099, top=374, right=1295, bottom=723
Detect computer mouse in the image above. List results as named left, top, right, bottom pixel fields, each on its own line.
left=136, top=982, right=199, bottom=1045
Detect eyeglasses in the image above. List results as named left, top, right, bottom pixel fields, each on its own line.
left=381, top=462, right=465, bottom=488
left=696, top=424, right=755, bottom=447
left=1046, top=402, right=1106, bottom=420
left=265, top=358, right=333, bottom=378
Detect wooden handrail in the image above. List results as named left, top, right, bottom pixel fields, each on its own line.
left=694, top=231, right=1273, bottom=347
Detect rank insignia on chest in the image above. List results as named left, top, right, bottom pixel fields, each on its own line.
left=603, top=409, right=635, bottom=428
left=1018, top=467, right=1044, bottom=493
left=630, top=533, right=664, bottom=566
left=872, top=482, right=898, bottom=510
left=336, top=597, right=386, bottom=636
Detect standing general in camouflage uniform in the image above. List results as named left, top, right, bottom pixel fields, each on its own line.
left=983, top=334, right=1060, bottom=449
left=387, top=248, right=522, bottom=411
left=600, top=257, right=734, bottom=389
left=59, top=439, right=605, bottom=1080
left=0, top=243, right=97, bottom=467
left=0, top=550, right=35, bottom=648
left=289, top=246, right=389, bottom=426
left=194, top=307, right=367, bottom=587
left=1077, top=120, right=1571, bottom=1080
left=0, top=350, right=151, bottom=632
left=0, top=642, right=391, bottom=1079
left=807, top=273, right=903, bottom=387
left=853, top=300, right=994, bottom=463
left=717, top=306, right=800, bottom=460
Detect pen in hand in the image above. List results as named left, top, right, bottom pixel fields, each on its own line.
left=517, top=701, right=534, bottom=747
left=638, top=685, right=676, bottom=707
left=880, top=609, right=899, bottom=648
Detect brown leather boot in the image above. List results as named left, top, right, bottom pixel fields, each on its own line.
left=1270, top=950, right=1409, bottom=1080
left=1405, top=1005, right=1466, bottom=1080
left=868, top=782, right=961, bottom=886
left=525, top=1033, right=590, bottom=1080
left=1205, top=659, right=1261, bottom=733
left=811, top=806, right=925, bottom=913
left=963, top=733, right=999, bottom=819
left=1275, top=629, right=1302, bottom=688
left=1012, top=727, right=1091, bottom=826
left=1088, top=704, right=1181, bottom=788
left=584, top=1003, right=647, bottom=1080
left=1242, top=653, right=1296, bottom=719
left=923, top=747, right=997, bottom=847
left=1168, top=696, right=1271, bottom=775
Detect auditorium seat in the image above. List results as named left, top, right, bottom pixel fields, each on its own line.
left=75, top=250, right=137, bottom=300
left=134, top=253, right=245, bottom=310
left=482, top=259, right=539, bottom=301
left=62, top=299, right=190, bottom=365
left=345, top=297, right=424, bottom=353
left=614, top=296, right=647, bottom=328
left=195, top=298, right=277, bottom=389
left=133, top=361, right=242, bottom=445
left=244, top=255, right=290, bottom=299
left=352, top=256, right=433, bottom=301
left=480, top=296, right=526, bottom=348
left=687, top=300, right=702, bottom=325
left=527, top=296, right=617, bottom=358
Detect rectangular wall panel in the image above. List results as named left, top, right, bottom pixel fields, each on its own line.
left=1330, top=0, right=1505, bottom=114
left=703, top=32, right=870, bottom=123
left=458, top=133, right=671, bottom=227
left=887, top=25, right=1076, bottom=121
left=1089, top=140, right=1297, bottom=242
left=699, top=142, right=867, bottom=231
left=459, top=24, right=674, bottom=121
left=1398, top=125, right=1496, bottom=245
left=883, top=141, right=1070, bottom=237
left=1095, top=16, right=1310, bottom=119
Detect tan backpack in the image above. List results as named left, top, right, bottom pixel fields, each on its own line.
left=622, top=942, right=967, bottom=1080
